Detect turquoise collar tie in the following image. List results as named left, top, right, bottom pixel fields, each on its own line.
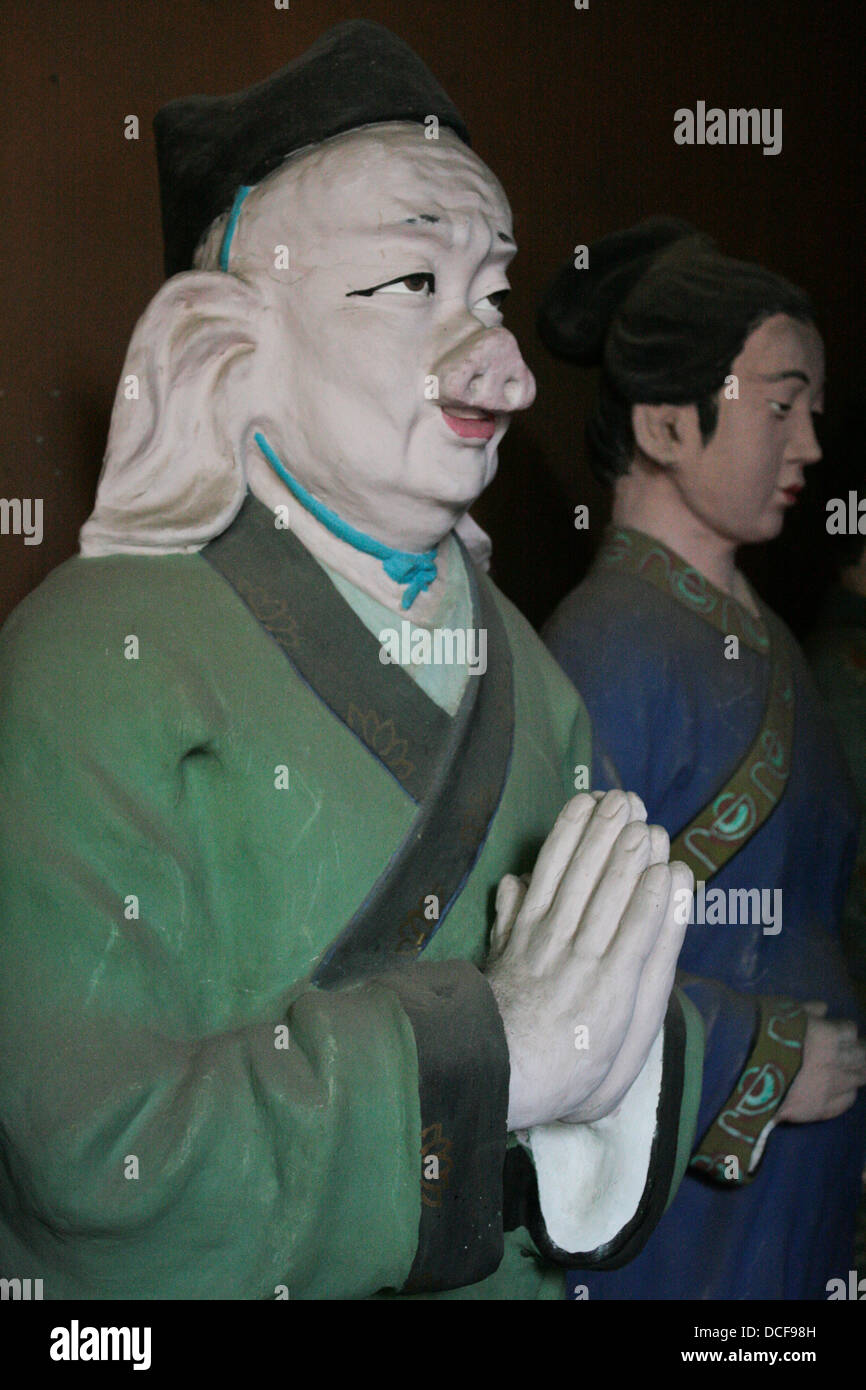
left=253, top=432, right=438, bottom=610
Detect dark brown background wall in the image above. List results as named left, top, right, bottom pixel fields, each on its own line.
left=1, top=0, right=862, bottom=630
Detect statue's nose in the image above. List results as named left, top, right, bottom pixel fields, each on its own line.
left=434, top=325, right=536, bottom=415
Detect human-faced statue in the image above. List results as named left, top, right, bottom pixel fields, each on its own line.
left=206, top=123, right=536, bottom=552
left=634, top=313, right=824, bottom=549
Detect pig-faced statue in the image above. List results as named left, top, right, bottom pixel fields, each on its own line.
left=0, top=22, right=700, bottom=1300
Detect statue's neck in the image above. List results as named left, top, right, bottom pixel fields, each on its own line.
left=246, top=466, right=457, bottom=624
left=612, top=473, right=757, bottom=616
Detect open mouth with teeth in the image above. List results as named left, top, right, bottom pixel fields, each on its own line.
left=441, top=407, right=498, bottom=439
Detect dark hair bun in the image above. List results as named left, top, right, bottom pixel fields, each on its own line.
left=537, top=216, right=699, bottom=365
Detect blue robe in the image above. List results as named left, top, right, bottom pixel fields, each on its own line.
left=544, top=529, right=865, bottom=1300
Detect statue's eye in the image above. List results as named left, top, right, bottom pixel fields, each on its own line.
left=475, top=288, right=510, bottom=312
left=348, top=273, right=435, bottom=298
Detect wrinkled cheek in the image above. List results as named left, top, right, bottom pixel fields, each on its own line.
left=328, top=340, right=426, bottom=430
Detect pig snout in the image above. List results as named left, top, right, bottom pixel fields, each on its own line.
left=435, top=326, right=536, bottom=415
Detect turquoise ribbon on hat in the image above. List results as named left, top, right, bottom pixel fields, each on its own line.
left=219, top=185, right=253, bottom=271
left=253, top=432, right=438, bottom=610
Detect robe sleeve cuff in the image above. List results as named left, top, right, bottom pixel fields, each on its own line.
left=376, top=961, right=510, bottom=1294
left=502, top=989, right=703, bottom=1268
left=689, top=995, right=807, bottom=1184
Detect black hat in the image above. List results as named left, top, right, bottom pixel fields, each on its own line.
left=154, top=20, right=470, bottom=278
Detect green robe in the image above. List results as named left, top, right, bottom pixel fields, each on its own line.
left=0, top=498, right=702, bottom=1299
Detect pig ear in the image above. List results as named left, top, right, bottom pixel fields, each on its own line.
left=80, top=271, right=262, bottom=557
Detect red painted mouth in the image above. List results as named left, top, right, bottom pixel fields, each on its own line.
left=441, top=408, right=497, bottom=440
left=780, top=484, right=804, bottom=504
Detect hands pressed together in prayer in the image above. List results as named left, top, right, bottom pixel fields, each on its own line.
left=486, top=788, right=692, bottom=1133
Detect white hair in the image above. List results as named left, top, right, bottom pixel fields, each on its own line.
left=78, top=140, right=318, bottom=559
left=78, top=269, right=262, bottom=556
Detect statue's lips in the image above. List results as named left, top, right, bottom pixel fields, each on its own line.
left=441, top=408, right=497, bottom=440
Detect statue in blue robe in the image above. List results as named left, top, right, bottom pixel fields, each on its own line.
left=538, top=218, right=866, bottom=1300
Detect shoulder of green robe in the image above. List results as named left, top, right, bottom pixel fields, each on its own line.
left=0, top=552, right=263, bottom=754
left=0, top=550, right=268, bottom=700
left=1, top=550, right=230, bottom=665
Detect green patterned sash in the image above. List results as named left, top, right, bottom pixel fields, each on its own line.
left=596, top=526, right=795, bottom=879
